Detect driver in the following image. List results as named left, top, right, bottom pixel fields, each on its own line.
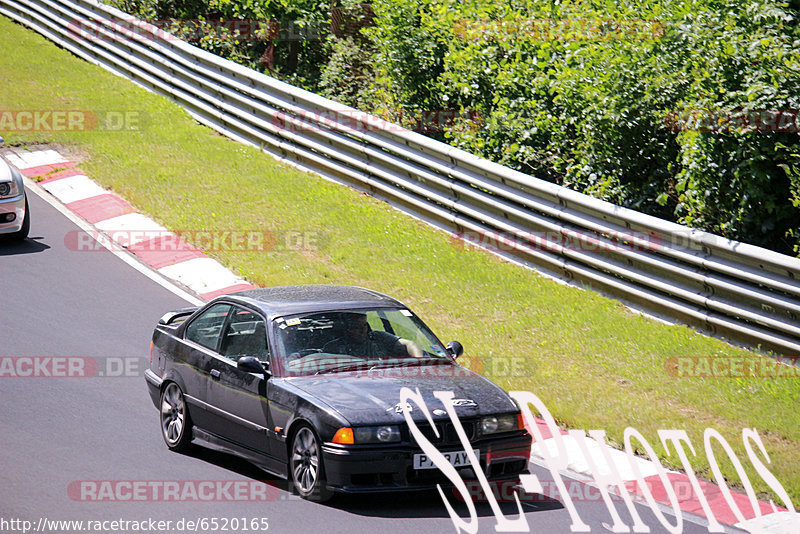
left=322, top=313, right=423, bottom=358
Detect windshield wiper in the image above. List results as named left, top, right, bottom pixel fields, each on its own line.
left=368, top=357, right=448, bottom=370
left=314, top=361, right=371, bottom=375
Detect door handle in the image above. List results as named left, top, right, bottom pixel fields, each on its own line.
left=210, top=369, right=221, bottom=379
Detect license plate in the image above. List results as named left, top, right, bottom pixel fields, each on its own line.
left=413, top=449, right=479, bottom=470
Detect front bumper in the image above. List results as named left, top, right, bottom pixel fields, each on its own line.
left=321, top=432, right=531, bottom=493
left=0, top=192, right=26, bottom=234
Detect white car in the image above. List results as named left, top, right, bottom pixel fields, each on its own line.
left=0, top=155, right=30, bottom=241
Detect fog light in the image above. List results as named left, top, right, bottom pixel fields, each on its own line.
left=1, top=213, right=15, bottom=223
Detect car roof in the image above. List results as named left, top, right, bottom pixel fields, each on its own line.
left=220, top=285, right=406, bottom=318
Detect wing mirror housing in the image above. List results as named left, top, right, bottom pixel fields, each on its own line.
left=238, top=356, right=271, bottom=376
left=446, top=340, right=464, bottom=359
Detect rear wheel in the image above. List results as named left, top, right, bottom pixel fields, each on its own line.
left=289, top=425, right=332, bottom=502
left=160, top=382, right=193, bottom=452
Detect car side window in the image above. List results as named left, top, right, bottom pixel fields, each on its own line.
left=185, top=303, right=232, bottom=351
left=219, top=307, right=270, bottom=363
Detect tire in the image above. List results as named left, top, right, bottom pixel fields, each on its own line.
left=160, top=382, right=193, bottom=452
left=289, top=425, right=333, bottom=502
left=8, top=198, right=29, bottom=242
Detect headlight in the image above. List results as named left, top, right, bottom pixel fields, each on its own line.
left=353, top=425, right=401, bottom=443
left=480, top=414, right=518, bottom=435
left=0, top=180, right=21, bottom=199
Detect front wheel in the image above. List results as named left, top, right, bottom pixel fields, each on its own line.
left=160, top=382, right=193, bottom=452
left=289, top=425, right=332, bottom=502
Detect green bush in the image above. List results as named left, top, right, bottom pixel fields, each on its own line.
left=105, top=0, right=800, bottom=255
left=107, top=0, right=331, bottom=88
left=667, top=2, right=800, bottom=252
left=319, top=0, right=383, bottom=110
left=367, top=0, right=800, bottom=254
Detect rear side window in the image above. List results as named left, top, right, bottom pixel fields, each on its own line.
left=185, top=303, right=232, bottom=351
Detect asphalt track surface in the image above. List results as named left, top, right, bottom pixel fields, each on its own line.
left=0, top=187, right=718, bottom=534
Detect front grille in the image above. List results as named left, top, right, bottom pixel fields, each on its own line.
left=406, top=419, right=477, bottom=446
left=445, top=421, right=476, bottom=442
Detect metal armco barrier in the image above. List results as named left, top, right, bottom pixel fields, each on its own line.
left=2, top=0, right=799, bottom=357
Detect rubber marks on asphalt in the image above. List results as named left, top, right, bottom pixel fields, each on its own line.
left=4, top=147, right=255, bottom=300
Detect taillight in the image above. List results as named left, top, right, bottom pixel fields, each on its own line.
left=150, top=341, right=154, bottom=363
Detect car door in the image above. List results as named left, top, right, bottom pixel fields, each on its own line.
left=203, top=305, right=274, bottom=457
left=180, top=302, right=232, bottom=430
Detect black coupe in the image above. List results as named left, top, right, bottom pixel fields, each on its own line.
left=145, top=285, right=531, bottom=501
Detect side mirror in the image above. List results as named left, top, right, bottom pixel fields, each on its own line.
left=446, top=341, right=464, bottom=359
left=238, top=356, right=271, bottom=376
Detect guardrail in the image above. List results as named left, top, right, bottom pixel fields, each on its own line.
left=2, top=0, right=799, bottom=357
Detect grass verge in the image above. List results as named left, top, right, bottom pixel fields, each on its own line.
left=1, top=14, right=799, bottom=506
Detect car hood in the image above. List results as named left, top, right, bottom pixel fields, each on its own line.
left=286, top=364, right=519, bottom=426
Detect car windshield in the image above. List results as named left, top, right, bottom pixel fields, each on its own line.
left=274, top=308, right=452, bottom=376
